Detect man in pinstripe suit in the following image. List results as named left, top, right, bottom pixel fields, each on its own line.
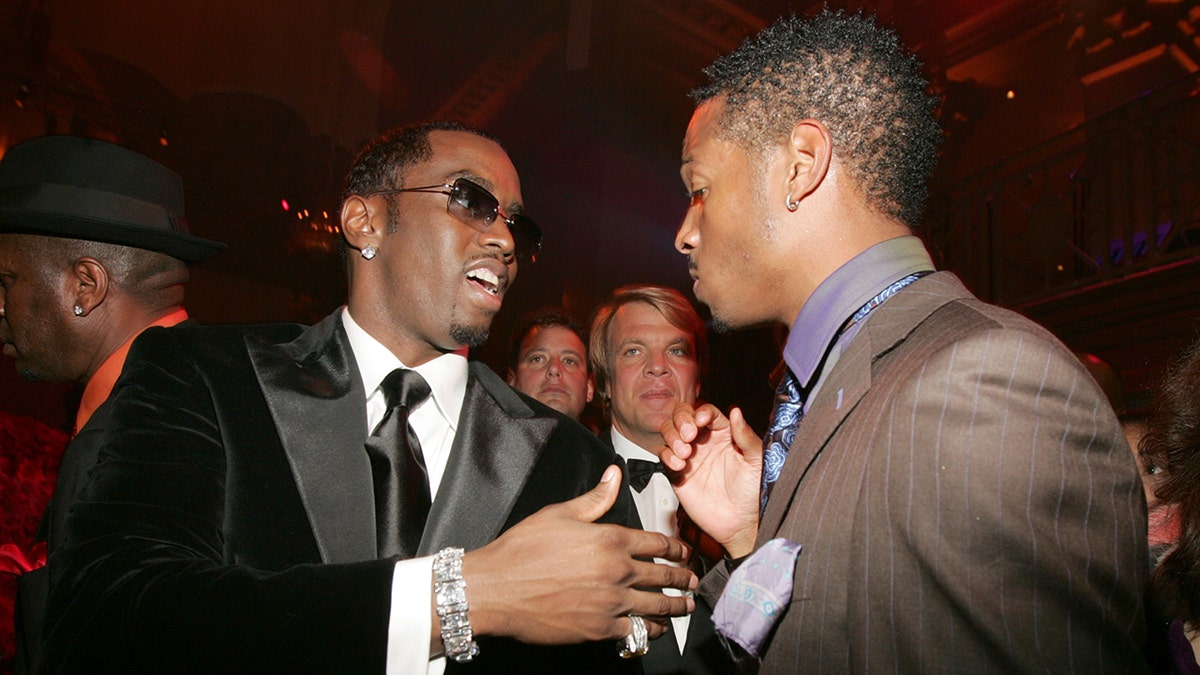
left=661, top=10, right=1148, bottom=673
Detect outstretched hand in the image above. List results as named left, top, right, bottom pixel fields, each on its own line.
left=659, top=403, right=762, bottom=558
left=462, top=465, right=696, bottom=646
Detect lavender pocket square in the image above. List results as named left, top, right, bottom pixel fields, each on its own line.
left=712, top=538, right=802, bottom=657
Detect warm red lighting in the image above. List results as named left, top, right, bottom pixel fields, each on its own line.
left=158, top=136, right=169, bottom=147
left=281, top=199, right=290, bottom=211
left=1006, top=90, right=1016, bottom=99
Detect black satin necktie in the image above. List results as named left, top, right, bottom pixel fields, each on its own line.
left=626, top=458, right=665, bottom=493
left=364, top=368, right=432, bottom=558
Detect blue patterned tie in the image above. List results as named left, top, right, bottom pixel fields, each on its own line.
left=759, top=272, right=930, bottom=514
left=761, top=370, right=803, bottom=513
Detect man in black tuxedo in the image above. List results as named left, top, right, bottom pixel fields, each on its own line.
left=589, top=285, right=731, bottom=674
left=41, top=121, right=695, bottom=674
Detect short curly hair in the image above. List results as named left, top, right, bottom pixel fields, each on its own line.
left=507, top=307, right=589, bottom=373
left=21, top=234, right=187, bottom=312
left=339, top=119, right=502, bottom=257
left=341, top=120, right=500, bottom=203
left=691, top=9, right=941, bottom=226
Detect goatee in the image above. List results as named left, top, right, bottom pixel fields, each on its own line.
left=450, top=323, right=490, bottom=348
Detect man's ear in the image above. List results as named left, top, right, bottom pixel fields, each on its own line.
left=586, top=375, right=595, bottom=403
left=341, top=194, right=386, bottom=255
left=783, top=119, right=833, bottom=206
left=71, top=257, right=109, bottom=315
left=506, top=368, right=517, bottom=386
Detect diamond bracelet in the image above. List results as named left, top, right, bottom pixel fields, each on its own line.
left=433, top=547, right=479, bottom=663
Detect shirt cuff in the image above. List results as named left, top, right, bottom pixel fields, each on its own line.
left=386, top=556, right=446, bottom=675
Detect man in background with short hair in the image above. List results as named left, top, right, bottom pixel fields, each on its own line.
left=590, top=284, right=730, bottom=674
left=506, top=307, right=593, bottom=421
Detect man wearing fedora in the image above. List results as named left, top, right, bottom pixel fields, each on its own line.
left=0, top=135, right=224, bottom=674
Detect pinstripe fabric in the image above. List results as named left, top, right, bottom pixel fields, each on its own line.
left=751, top=272, right=1148, bottom=673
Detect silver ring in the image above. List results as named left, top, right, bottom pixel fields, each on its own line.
left=616, top=615, right=649, bottom=658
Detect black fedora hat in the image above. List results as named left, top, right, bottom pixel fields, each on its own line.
left=0, top=135, right=225, bottom=263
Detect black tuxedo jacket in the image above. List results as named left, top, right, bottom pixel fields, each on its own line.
left=628, top=506, right=732, bottom=675
left=18, top=318, right=200, bottom=675
left=15, top=396, right=114, bottom=675
left=41, top=311, right=640, bottom=674
left=603, top=430, right=733, bottom=675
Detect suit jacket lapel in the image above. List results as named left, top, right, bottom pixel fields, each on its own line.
left=759, top=326, right=874, bottom=540
left=759, top=272, right=968, bottom=541
left=419, top=362, right=557, bottom=555
left=249, top=310, right=376, bottom=564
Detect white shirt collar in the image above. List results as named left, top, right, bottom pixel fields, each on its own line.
left=341, top=307, right=467, bottom=432
left=610, top=426, right=660, bottom=463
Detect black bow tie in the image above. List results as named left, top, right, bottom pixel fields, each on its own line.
left=626, top=458, right=666, bottom=492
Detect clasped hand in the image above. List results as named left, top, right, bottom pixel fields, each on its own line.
left=462, top=465, right=696, bottom=645
left=658, top=403, right=762, bottom=559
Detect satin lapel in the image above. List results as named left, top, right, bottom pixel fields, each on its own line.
left=419, top=362, right=557, bottom=555
left=758, top=272, right=966, bottom=541
left=249, top=311, right=376, bottom=564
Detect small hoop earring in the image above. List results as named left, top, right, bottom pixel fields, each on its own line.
left=360, top=245, right=377, bottom=260
left=785, top=194, right=800, bottom=212
left=73, top=305, right=84, bottom=317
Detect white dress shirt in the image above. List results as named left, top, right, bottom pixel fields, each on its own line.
left=610, top=427, right=690, bottom=653
left=342, top=308, right=468, bottom=675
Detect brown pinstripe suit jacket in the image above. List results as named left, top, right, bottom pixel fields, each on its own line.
left=705, top=272, right=1148, bottom=673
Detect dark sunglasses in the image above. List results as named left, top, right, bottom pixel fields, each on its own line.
left=369, top=177, right=542, bottom=261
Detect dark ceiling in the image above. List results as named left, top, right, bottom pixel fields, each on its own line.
left=10, top=0, right=1192, bottom=426
left=366, top=0, right=1069, bottom=307
left=3, top=0, right=1076, bottom=311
